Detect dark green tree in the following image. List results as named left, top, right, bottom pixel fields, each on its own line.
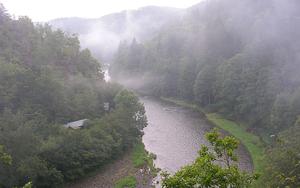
left=263, top=120, right=300, bottom=187
left=162, top=129, right=258, bottom=188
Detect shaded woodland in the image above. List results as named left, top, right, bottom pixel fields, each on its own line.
left=0, top=5, right=147, bottom=187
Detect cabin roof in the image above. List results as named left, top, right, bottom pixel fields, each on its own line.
left=64, top=119, right=87, bottom=129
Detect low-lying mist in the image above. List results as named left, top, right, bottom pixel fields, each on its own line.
left=49, top=6, right=183, bottom=62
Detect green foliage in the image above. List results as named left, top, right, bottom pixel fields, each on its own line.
left=206, top=129, right=239, bottom=167
left=132, top=142, right=148, bottom=168
left=262, top=122, right=300, bottom=187
left=17, top=157, right=64, bottom=188
left=194, top=64, right=217, bottom=106
left=22, top=182, right=32, bottom=188
left=0, top=5, right=147, bottom=188
left=38, top=89, right=146, bottom=183
left=114, top=90, right=148, bottom=131
left=161, top=97, right=266, bottom=176
left=0, top=145, right=12, bottom=166
left=162, top=129, right=258, bottom=188
left=270, top=91, right=300, bottom=133
left=207, top=113, right=265, bottom=174
left=111, top=0, right=300, bottom=135
left=131, top=141, right=157, bottom=174
left=111, top=1, right=300, bottom=185
left=178, top=58, right=197, bottom=100
left=114, top=176, right=137, bottom=188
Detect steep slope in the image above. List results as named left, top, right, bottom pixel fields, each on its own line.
left=49, top=6, right=183, bottom=62
left=0, top=4, right=148, bottom=187
left=111, top=0, right=300, bottom=134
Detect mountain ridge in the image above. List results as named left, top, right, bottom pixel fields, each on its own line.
left=49, top=5, right=185, bottom=61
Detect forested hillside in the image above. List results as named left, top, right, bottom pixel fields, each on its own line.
left=0, top=5, right=147, bottom=187
left=112, top=0, right=300, bottom=134
left=111, top=0, right=300, bottom=186
left=49, top=6, right=182, bottom=61
left=2, top=0, right=300, bottom=187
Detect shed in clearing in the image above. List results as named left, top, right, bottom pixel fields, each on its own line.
left=64, top=119, right=87, bottom=129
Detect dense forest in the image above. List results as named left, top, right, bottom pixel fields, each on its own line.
left=111, top=0, right=300, bottom=186
left=111, top=0, right=300, bottom=140
left=0, top=4, right=147, bottom=188
left=1, top=0, right=300, bottom=187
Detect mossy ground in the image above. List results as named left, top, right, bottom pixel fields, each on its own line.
left=206, top=113, right=265, bottom=174
left=114, top=176, right=137, bottom=188
left=113, top=140, right=158, bottom=188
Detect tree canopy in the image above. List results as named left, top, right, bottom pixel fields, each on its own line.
left=0, top=4, right=147, bottom=187
left=162, top=129, right=258, bottom=188
left=111, top=0, right=300, bottom=186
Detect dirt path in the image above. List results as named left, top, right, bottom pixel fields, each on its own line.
left=65, top=152, right=153, bottom=188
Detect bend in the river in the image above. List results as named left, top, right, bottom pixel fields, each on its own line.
left=141, top=96, right=253, bottom=179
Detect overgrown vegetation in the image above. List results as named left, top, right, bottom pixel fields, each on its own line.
left=132, top=141, right=158, bottom=176
left=111, top=0, right=300, bottom=186
left=1, top=0, right=300, bottom=187
left=112, top=0, right=300, bottom=135
left=112, top=141, right=157, bottom=188
left=0, top=5, right=147, bottom=188
left=162, top=129, right=258, bottom=187
left=114, top=176, right=137, bottom=188
left=161, top=97, right=265, bottom=174
left=206, top=114, right=265, bottom=174
left=132, top=142, right=149, bottom=168
left=261, top=119, right=300, bottom=187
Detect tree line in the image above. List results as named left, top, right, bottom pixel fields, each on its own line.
left=111, top=0, right=300, bottom=186
left=0, top=4, right=147, bottom=188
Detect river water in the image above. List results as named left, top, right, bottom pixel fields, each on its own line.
left=105, top=73, right=252, bottom=186
left=141, top=96, right=211, bottom=173
left=141, top=96, right=253, bottom=185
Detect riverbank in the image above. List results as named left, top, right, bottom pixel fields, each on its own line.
left=65, top=141, right=157, bottom=188
left=160, top=97, right=265, bottom=174
left=206, top=113, right=265, bottom=173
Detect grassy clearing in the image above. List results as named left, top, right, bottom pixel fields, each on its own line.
left=113, top=141, right=157, bottom=188
left=160, top=97, right=265, bottom=174
left=114, top=176, right=137, bottom=188
left=205, top=113, right=265, bottom=173
left=132, top=141, right=148, bottom=168
left=131, top=141, right=159, bottom=176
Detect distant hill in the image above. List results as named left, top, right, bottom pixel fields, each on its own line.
left=111, top=0, right=300, bottom=135
left=49, top=6, right=183, bottom=62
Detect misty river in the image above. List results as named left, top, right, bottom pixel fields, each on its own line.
left=141, top=96, right=253, bottom=185
left=66, top=95, right=253, bottom=188
left=103, top=73, right=252, bottom=186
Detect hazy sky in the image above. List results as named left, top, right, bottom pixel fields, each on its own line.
left=1, top=0, right=202, bottom=22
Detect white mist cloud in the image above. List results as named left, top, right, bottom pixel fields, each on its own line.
left=1, top=0, right=203, bottom=22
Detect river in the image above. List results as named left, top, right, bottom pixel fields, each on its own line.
left=141, top=96, right=253, bottom=185
left=66, top=95, right=253, bottom=188
left=104, top=74, right=252, bottom=186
